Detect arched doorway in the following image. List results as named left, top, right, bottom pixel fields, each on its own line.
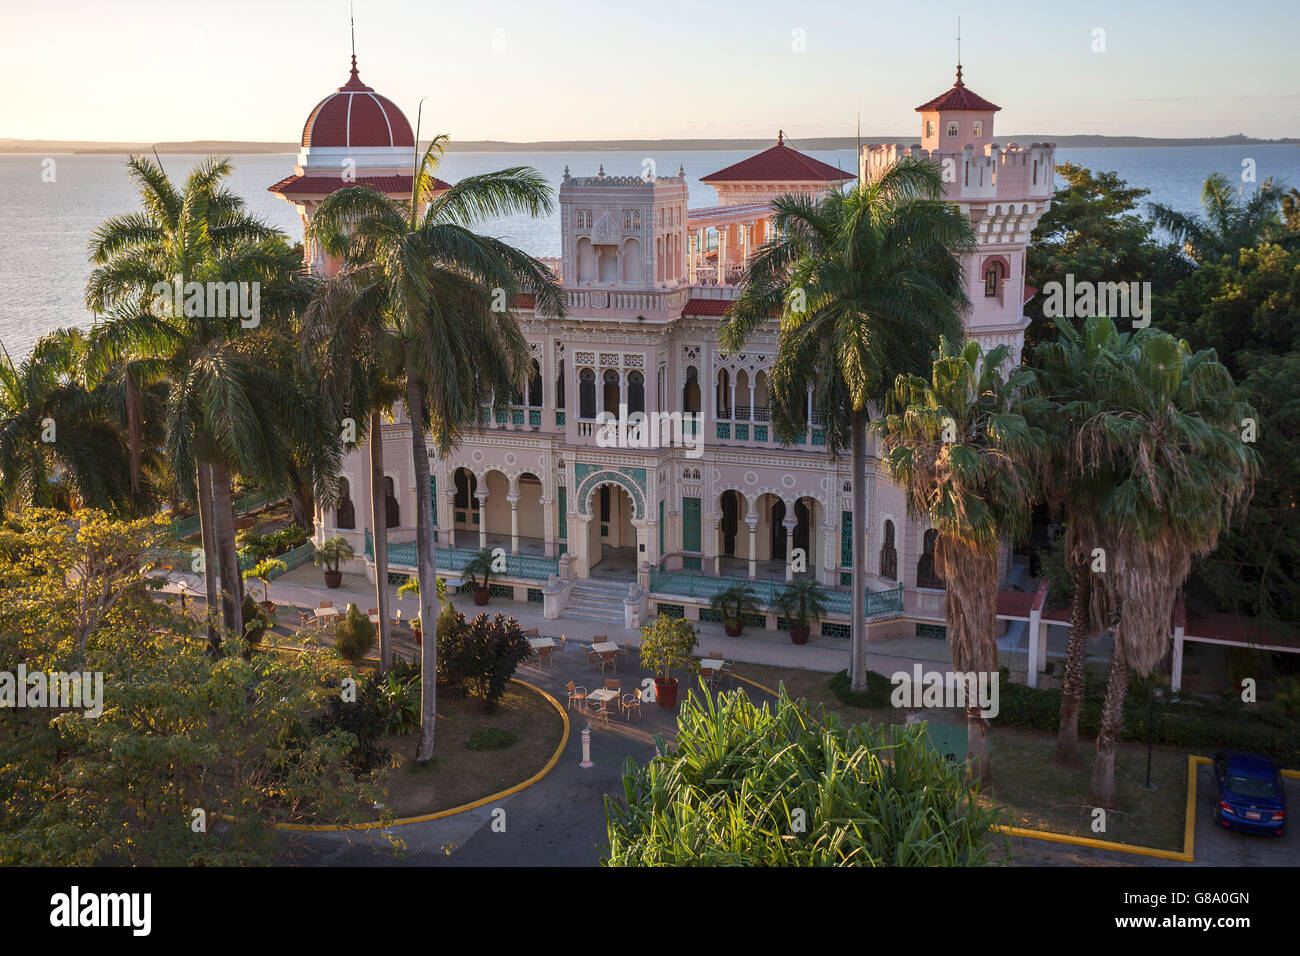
left=588, top=482, right=638, bottom=578
left=483, top=470, right=511, bottom=548
left=769, top=498, right=786, bottom=560
left=453, top=468, right=479, bottom=538
left=720, top=490, right=741, bottom=557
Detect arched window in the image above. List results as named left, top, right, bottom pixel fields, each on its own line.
left=683, top=366, right=701, bottom=414
left=526, top=358, right=542, bottom=408
left=917, top=528, right=944, bottom=588
left=602, top=369, right=621, bottom=414
left=716, top=368, right=731, bottom=418
left=335, top=477, right=355, bottom=530
left=627, top=370, right=645, bottom=415
left=946, top=121, right=959, bottom=137
left=579, top=368, right=596, bottom=419
left=880, top=520, right=897, bottom=581
left=555, top=358, right=565, bottom=410
left=384, top=476, right=400, bottom=529
left=984, top=260, right=1004, bottom=298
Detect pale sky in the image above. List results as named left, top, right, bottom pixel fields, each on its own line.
left=5, top=0, right=1298, bottom=143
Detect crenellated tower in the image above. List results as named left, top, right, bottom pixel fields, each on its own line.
left=860, top=65, right=1055, bottom=365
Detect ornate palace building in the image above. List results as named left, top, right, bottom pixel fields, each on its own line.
left=272, top=57, right=1054, bottom=636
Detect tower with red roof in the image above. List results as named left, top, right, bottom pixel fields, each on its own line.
left=861, top=66, right=1055, bottom=365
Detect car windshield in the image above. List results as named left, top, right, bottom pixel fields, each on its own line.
left=1228, top=774, right=1278, bottom=799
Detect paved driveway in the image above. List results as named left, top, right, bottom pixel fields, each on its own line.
left=1189, top=763, right=1297, bottom=866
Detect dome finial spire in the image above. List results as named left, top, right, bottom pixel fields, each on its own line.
left=349, top=4, right=359, bottom=79
left=954, top=16, right=964, bottom=87
left=778, top=129, right=784, bottom=146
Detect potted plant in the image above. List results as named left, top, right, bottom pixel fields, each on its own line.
left=462, top=548, right=498, bottom=606
left=242, top=557, right=287, bottom=614
left=708, top=582, right=762, bottom=637
left=313, top=536, right=355, bottom=589
left=638, top=614, right=698, bottom=709
left=773, top=579, right=828, bottom=645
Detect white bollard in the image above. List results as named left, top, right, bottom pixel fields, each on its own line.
left=579, top=726, right=593, bottom=768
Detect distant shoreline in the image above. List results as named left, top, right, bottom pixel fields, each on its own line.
left=2, top=134, right=1297, bottom=155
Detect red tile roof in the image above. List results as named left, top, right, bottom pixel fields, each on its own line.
left=701, top=132, right=854, bottom=184
left=513, top=294, right=536, bottom=309
left=915, top=67, right=1001, bottom=113
left=681, top=298, right=732, bottom=316
left=301, top=57, right=416, bottom=149
left=267, top=173, right=451, bottom=198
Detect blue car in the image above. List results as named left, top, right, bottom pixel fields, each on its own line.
left=1212, top=751, right=1287, bottom=836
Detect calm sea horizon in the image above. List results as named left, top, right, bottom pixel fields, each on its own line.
left=2, top=143, right=1297, bottom=358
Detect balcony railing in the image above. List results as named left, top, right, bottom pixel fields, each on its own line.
left=364, top=531, right=559, bottom=581
left=648, top=569, right=904, bottom=620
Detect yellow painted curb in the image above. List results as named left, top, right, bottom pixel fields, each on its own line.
left=278, top=676, right=571, bottom=832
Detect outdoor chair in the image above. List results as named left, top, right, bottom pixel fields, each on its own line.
left=565, top=681, right=587, bottom=710
left=621, top=688, right=642, bottom=720
left=555, top=634, right=568, bottom=656
left=525, top=628, right=540, bottom=638
left=318, top=600, right=334, bottom=609
left=297, top=610, right=314, bottom=631
left=537, top=645, right=554, bottom=669
left=599, top=651, right=618, bottom=674
left=582, top=645, right=598, bottom=671
left=604, top=678, right=621, bottom=695
left=589, top=701, right=612, bottom=726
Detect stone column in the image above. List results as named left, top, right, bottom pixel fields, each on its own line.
left=746, top=518, right=758, bottom=579
left=748, top=380, right=756, bottom=420
left=716, top=227, right=728, bottom=283
left=783, top=517, right=797, bottom=581
left=475, top=490, right=489, bottom=550
left=704, top=514, right=719, bottom=575
left=445, top=491, right=458, bottom=549
left=508, top=492, right=521, bottom=554
left=728, top=379, right=737, bottom=421
left=540, top=495, right=555, bottom=558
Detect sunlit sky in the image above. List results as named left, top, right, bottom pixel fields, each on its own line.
left=5, top=0, right=1298, bottom=143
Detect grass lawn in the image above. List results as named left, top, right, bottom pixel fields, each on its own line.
left=367, top=682, right=564, bottom=819
left=730, top=662, right=1189, bottom=852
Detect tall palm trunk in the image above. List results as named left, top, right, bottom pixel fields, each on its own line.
left=1089, top=644, right=1129, bottom=806
left=849, top=407, right=868, bottom=693
left=406, top=371, right=440, bottom=762
left=209, top=459, right=244, bottom=641
left=942, top=539, right=999, bottom=784
left=1055, top=557, right=1092, bottom=763
left=370, top=408, right=393, bottom=671
left=195, top=462, right=221, bottom=655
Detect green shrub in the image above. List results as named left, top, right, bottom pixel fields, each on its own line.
left=241, top=594, right=271, bottom=651
left=466, top=727, right=517, bottom=751
left=638, top=614, right=698, bottom=681
left=334, top=605, right=376, bottom=664
left=462, top=613, right=531, bottom=713
left=310, top=679, right=389, bottom=775
left=604, top=689, right=1006, bottom=866
left=380, top=667, right=421, bottom=735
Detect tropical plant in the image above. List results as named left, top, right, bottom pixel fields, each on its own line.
left=708, top=583, right=762, bottom=632
left=309, top=134, right=564, bottom=760
left=603, top=688, right=1005, bottom=866
left=773, top=578, right=828, bottom=629
left=462, top=548, right=498, bottom=594
left=1023, top=315, right=1128, bottom=762
left=380, top=666, right=422, bottom=735
left=874, top=338, right=1043, bottom=782
left=638, top=614, right=699, bottom=683
left=0, top=330, right=140, bottom=517
left=84, top=154, right=322, bottom=650
left=720, top=156, right=975, bottom=696
left=1067, top=328, right=1258, bottom=805
left=334, top=604, right=377, bottom=664
left=1147, top=172, right=1286, bottom=263
left=313, top=536, right=355, bottom=574
left=302, top=263, right=407, bottom=673
left=242, top=557, right=287, bottom=604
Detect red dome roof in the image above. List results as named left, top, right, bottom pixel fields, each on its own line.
left=915, top=66, right=1001, bottom=113
left=301, top=57, right=415, bottom=149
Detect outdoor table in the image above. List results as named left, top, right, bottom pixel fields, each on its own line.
left=315, top=606, right=340, bottom=620
left=587, top=688, right=619, bottom=704
left=700, top=659, right=725, bottom=671
left=528, top=637, right=556, bottom=650
left=592, top=642, right=619, bottom=654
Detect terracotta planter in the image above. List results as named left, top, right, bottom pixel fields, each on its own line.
left=654, top=677, right=679, bottom=709
left=724, top=619, right=743, bottom=637
left=472, top=586, right=490, bottom=606
left=789, top=624, right=810, bottom=645
left=323, top=570, right=342, bottom=589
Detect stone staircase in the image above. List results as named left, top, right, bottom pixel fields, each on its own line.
left=562, top=577, right=630, bottom=625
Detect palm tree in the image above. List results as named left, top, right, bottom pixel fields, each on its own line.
left=1023, top=315, right=1127, bottom=763
left=86, top=155, right=312, bottom=649
left=1079, top=330, right=1257, bottom=804
left=721, top=156, right=975, bottom=694
left=303, top=270, right=406, bottom=671
left=874, top=338, right=1042, bottom=782
left=1147, top=172, right=1285, bottom=263
left=0, top=329, right=137, bottom=516
left=309, top=135, right=564, bottom=760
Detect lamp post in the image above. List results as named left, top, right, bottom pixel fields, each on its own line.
left=1143, top=686, right=1164, bottom=790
